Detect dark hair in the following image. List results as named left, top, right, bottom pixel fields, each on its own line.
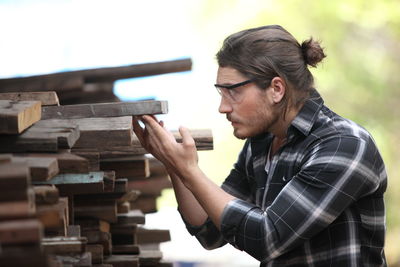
left=216, top=25, right=326, bottom=116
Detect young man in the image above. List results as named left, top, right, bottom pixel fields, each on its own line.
left=132, top=25, right=387, bottom=266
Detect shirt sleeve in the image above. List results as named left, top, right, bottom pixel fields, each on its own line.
left=220, top=135, right=383, bottom=262
left=181, top=140, right=252, bottom=250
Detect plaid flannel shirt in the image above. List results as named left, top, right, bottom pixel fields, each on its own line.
left=183, top=90, right=387, bottom=266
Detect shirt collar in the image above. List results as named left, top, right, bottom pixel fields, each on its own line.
left=289, top=89, right=324, bottom=137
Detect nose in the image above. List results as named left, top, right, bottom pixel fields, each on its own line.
left=218, top=96, right=233, bottom=114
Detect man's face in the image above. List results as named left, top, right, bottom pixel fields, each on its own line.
left=216, top=66, right=279, bottom=139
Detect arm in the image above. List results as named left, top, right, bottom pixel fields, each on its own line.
left=219, top=135, right=383, bottom=262
left=132, top=115, right=235, bottom=228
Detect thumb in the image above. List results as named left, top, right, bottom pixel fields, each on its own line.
left=179, top=126, right=195, bottom=146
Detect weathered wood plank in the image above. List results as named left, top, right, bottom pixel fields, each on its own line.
left=100, top=155, right=150, bottom=179
left=0, top=200, right=36, bottom=220
left=0, top=219, right=43, bottom=245
left=42, top=236, right=87, bottom=254
left=0, top=58, right=191, bottom=93
left=104, top=255, right=139, bottom=267
left=0, top=162, right=30, bottom=190
left=0, top=119, right=80, bottom=152
left=136, top=227, right=171, bottom=244
left=33, top=185, right=59, bottom=205
left=33, top=172, right=105, bottom=195
left=14, top=152, right=89, bottom=174
left=0, top=100, right=41, bottom=134
left=0, top=91, right=59, bottom=106
left=12, top=156, right=59, bottom=181
left=116, top=210, right=145, bottom=225
left=41, top=100, right=168, bottom=120
left=43, top=116, right=132, bottom=149
left=71, top=128, right=214, bottom=158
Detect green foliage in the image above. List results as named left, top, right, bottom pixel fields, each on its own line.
left=185, top=0, right=400, bottom=263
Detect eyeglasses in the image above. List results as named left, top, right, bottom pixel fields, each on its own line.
left=214, top=79, right=253, bottom=102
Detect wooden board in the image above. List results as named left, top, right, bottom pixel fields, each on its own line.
left=43, top=116, right=133, bottom=149
left=104, top=255, right=139, bottom=267
left=127, top=174, right=172, bottom=195
left=41, top=101, right=168, bottom=120
left=112, top=244, right=140, bottom=255
left=0, top=91, right=59, bottom=106
left=74, top=199, right=117, bottom=223
left=71, top=128, right=214, bottom=158
left=0, top=100, right=41, bottom=134
left=100, top=156, right=150, bottom=179
left=136, top=227, right=171, bottom=244
left=116, top=210, right=145, bottom=225
left=33, top=172, right=105, bottom=195
left=0, top=219, right=43, bottom=245
left=42, top=236, right=86, bottom=254
left=0, top=162, right=30, bottom=190
left=0, top=119, right=80, bottom=152
left=12, top=156, right=59, bottom=181
left=0, top=58, right=191, bottom=92
left=34, top=185, right=59, bottom=205
left=87, top=244, right=104, bottom=264
left=14, top=152, right=89, bottom=174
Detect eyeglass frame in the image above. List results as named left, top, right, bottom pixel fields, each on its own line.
left=214, top=79, right=254, bottom=102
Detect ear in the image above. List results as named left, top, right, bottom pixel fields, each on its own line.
left=270, top=77, right=286, bottom=104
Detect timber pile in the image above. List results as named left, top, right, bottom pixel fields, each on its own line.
left=0, top=59, right=213, bottom=266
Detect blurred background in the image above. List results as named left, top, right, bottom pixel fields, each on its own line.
left=1, top=0, right=399, bottom=266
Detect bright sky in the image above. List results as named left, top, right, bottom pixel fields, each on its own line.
left=0, top=1, right=257, bottom=265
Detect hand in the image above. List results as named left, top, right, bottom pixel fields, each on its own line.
left=132, top=115, right=199, bottom=181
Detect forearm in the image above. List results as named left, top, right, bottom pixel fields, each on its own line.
left=179, top=166, right=236, bottom=229
left=168, top=170, right=208, bottom=226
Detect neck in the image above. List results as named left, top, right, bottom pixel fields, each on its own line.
left=271, top=104, right=302, bottom=140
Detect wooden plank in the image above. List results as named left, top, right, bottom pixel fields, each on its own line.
left=0, top=248, right=55, bottom=267
left=112, top=244, right=140, bottom=255
left=0, top=100, right=41, bottom=134
left=14, top=152, right=89, bottom=174
left=0, top=219, right=43, bottom=245
left=49, top=252, right=92, bottom=267
left=116, top=210, right=145, bottom=225
left=71, top=128, right=214, bottom=158
left=104, top=255, right=139, bottom=267
left=72, top=150, right=100, bottom=171
left=87, top=244, right=104, bottom=264
left=130, top=194, right=158, bottom=214
left=127, top=174, right=172, bottom=195
left=44, top=116, right=132, bottom=149
left=100, top=156, right=150, bottom=179
left=0, top=187, right=35, bottom=202
left=41, top=100, right=168, bottom=120
left=136, top=227, right=171, bottom=244
left=36, top=197, right=68, bottom=230
left=34, top=185, right=60, bottom=205
left=0, top=58, right=191, bottom=92
left=77, top=218, right=110, bottom=233
left=75, top=199, right=117, bottom=223
left=137, top=250, right=163, bottom=266
left=0, top=162, right=30, bottom=190
left=33, top=172, right=105, bottom=195
left=0, top=74, right=84, bottom=94
left=0, top=91, right=59, bottom=106
left=0, top=119, right=80, bottom=152
left=42, top=236, right=87, bottom=254
left=12, top=156, right=59, bottom=181
left=80, top=230, right=112, bottom=255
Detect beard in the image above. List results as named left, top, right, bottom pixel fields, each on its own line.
left=229, top=106, right=280, bottom=140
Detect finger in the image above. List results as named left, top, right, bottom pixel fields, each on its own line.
left=142, top=115, right=175, bottom=143
left=179, top=126, right=196, bottom=147
left=132, top=116, right=146, bottom=145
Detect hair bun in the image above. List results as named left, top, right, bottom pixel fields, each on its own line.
left=301, top=37, right=326, bottom=67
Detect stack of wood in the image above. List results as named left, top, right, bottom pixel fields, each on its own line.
left=0, top=94, right=213, bottom=266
